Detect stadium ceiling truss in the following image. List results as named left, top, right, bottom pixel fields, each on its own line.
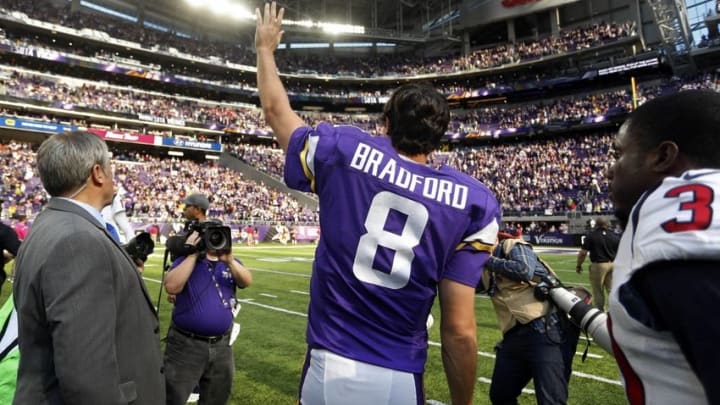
left=646, top=0, right=694, bottom=70
left=132, top=0, right=460, bottom=43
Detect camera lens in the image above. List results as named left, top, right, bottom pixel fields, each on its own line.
left=207, top=229, right=227, bottom=250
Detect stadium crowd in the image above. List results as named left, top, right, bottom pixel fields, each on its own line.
left=443, top=133, right=615, bottom=216
left=3, top=66, right=717, bottom=136
left=0, top=0, right=635, bottom=77
left=1, top=129, right=614, bottom=223
left=225, top=132, right=617, bottom=217
left=0, top=140, right=318, bottom=223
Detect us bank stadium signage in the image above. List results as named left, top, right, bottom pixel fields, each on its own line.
left=461, top=0, right=580, bottom=26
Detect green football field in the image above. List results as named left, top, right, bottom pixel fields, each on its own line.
left=4, top=243, right=626, bottom=404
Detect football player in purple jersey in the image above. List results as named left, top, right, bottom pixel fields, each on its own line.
left=607, top=89, right=720, bottom=405
left=256, top=3, right=501, bottom=405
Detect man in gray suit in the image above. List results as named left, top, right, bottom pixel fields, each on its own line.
left=12, top=131, right=165, bottom=404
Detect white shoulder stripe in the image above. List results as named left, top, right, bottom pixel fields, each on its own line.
left=305, top=134, right=320, bottom=177
left=463, top=218, right=499, bottom=245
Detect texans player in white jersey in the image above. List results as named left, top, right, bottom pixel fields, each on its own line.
left=256, top=3, right=500, bottom=405
left=608, top=89, right=720, bottom=404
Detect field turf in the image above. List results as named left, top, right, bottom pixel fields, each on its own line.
left=2, top=243, right=626, bottom=404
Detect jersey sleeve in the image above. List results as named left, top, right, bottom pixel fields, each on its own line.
left=443, top=191, right=501, bottom=286
left=629, top=260, right=720, bottom=404
left=284, top=123, right=339, bottom=193
left=110, top=196, right=124, bottom=215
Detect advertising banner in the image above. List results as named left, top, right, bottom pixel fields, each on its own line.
left=87, top=128, right=157, bottom=145
left=290, top=225, right=321, bottom=243
left=161, top=137, right=222, bottom=152
left=527, top=232, right=576, bottom=246
left=0, top=116, right=77, bottom=133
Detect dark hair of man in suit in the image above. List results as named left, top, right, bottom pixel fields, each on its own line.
left=36, top=131, right=110, bottom=197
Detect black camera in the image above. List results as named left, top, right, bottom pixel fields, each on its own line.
left=123, top=232, right=155, bottom=265
left=534, top=274, right=613, bottom=354
left=186, top=219, right=232, bottom=253
left=167, top=219, right=232, bottom=258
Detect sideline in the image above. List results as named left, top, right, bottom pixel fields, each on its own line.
left=140, top=277, right=619, bottom=386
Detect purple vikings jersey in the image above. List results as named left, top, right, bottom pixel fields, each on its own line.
left=285, top=123, right=500, bottom=373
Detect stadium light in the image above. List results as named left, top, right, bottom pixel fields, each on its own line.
left=182, top=0, right=365, bottom=33
left=283, top=19, right=365, bottom=35
left=210, top=0, right=231, bottom=15
left=185, top=0, right=204, bottom=8
left=318, top=22, right=365, bottom=35
left=229, top=4, right=254, bottom=20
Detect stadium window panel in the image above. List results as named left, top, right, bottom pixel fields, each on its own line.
left=685, top=0, right=715, bottom=45
left=289, top=43, right=331, bottom=49
left=79, top=0, right=137, bottom=23
left=375, top=42, right=397, bottom=47
left=693, top=27, right=709, bottom=44
left=176, top=32, right=193, bottom=39
left=144, top=21, right=170, bottom=32
left=334, top=42, right=374, bottom=48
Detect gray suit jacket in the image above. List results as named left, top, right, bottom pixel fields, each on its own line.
left=13, top=198, right=165, bottom=404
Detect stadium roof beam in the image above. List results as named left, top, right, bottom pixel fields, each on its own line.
left=646, top=0, right=695, bottom=73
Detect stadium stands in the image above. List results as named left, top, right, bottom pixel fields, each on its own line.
left=0, top=0, right=716, bottom=231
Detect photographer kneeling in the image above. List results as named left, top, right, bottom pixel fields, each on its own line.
left=163, top=193, right=252, bottom=405
left=481, top=233, right=579, bottom=405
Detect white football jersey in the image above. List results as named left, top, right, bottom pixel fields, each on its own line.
left=101, top=194, right=130, bottom=243
left=608, top=169, right=720, bottom=405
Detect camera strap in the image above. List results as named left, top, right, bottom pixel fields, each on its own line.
left=580, top=330, right=591, bottom=362
left=547, top=294, right=593, bottom=362
left=207, top=260, right=231, bottom=310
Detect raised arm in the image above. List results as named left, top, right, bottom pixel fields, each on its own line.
left=255, top=1, right=305, bottom=152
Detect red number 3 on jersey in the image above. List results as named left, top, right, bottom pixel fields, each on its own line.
left=661, top=184, right=715, bottom=233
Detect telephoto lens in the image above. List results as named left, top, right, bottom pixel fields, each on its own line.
left=546, top=287, right=613, bottom=354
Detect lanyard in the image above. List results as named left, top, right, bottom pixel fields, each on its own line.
left=207, top=260, right=231, bottom=309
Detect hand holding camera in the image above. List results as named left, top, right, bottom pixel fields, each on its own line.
left=167, top=219, right=232, bottom=258
left=534, top=274, right=613, bottom=355
left=185, top=231, right=202, bottom=250
left=218, top=251, right=235, bottom=265
left=123, top=231, right=155, bottom=266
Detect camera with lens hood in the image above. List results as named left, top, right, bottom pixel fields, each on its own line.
left=534, top=274, right=614, bottom=355
left=123, top=231, right=155, bottom=265
left=167, top=219, right=232, bottom=258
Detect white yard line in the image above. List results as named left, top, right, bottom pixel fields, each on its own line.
left=235, top=298, right=308, bottom=317
left=142, top=276, right=618, bottom=386
left=290, top=290, right=310, bottom=295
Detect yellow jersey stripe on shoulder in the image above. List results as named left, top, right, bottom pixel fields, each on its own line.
left=455, top=219, right=499, bottom=252
left=456, top=241, right=495, bottom=253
